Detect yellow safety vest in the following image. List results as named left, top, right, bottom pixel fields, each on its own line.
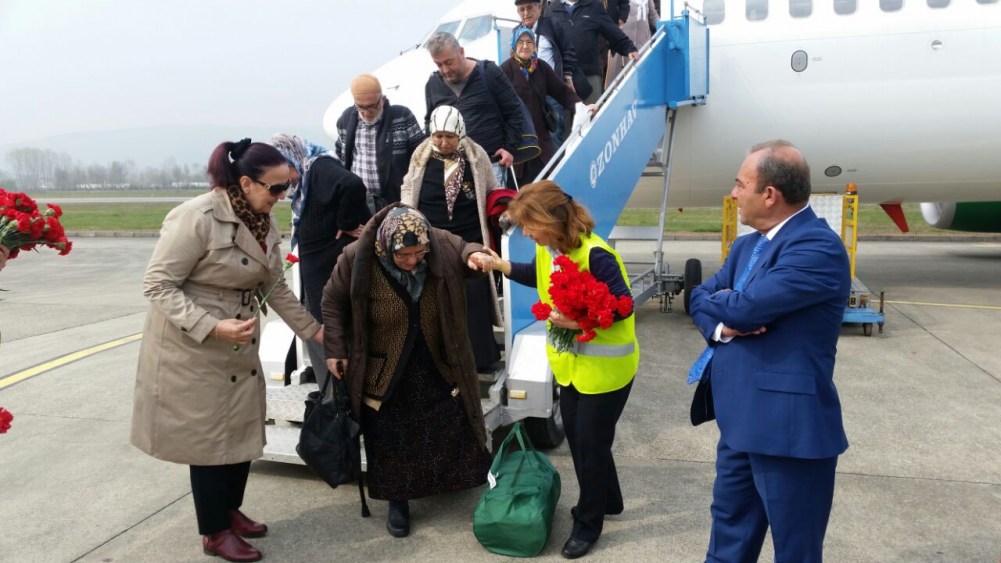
left=536, top=234, right=639, bottom=394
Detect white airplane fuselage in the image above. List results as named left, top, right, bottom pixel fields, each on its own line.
left=323, top=0, right=1001, bottom=210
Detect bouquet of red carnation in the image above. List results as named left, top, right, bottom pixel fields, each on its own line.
left=532, top=255, right=633, bottom=354
left=0, top=187, right=72, bottom=259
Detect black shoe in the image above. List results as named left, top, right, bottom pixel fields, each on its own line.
left=571, top=505, right=622, bottom=518
left=561, top=537, right=594, bottom=559
left=386, top=501, right=410, bottom=537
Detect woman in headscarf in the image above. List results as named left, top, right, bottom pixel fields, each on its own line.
left=501, top=25, right=593, bottom=186
left=132, top=139, right=323, bottom=562
left=400, top=106, right=507, bottom=372
left=321, top=204, right=496, bottom=538
left=267, top=134, right=371, bottom=388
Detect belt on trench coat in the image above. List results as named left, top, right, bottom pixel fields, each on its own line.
left=182, top=283, right=258, bottom=306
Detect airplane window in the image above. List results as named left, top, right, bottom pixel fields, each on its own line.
left=459, top=15, right=493, bottom=43
left=704, top=0, right=725, bottom=24
left=834, top=0, right=856, bottom=14
left=927, top=0, right=949, bottom=7
left=880, top=0, right=903, bottom=11
left=790, top=0, right=813, bottom=17
left=430, top=20, right=460, bottom=41
left=746, top=0, right=769, bottom=21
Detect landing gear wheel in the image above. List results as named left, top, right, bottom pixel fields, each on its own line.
left=863, top=323, right=873, bottom=337
left=683, top=258, right=702, bottom=315
left=525, top=383, right=565, bottom=449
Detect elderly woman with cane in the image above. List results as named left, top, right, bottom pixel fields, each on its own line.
left=321, top=204, right=498, bottom=538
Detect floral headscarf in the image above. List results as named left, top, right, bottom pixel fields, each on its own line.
left=511, top=25, right=538, bottom=78
left=428, top=105, right=468, bottom=221
left=266, top=134, right=333, bottom=244
left=375, top=206, right=431, bottom=302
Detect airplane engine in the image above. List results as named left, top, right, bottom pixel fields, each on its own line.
left=920, top=202, right=1001, bottom=233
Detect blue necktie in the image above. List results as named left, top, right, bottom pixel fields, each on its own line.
left=687, top=234, right=770, bottom=384
left=565, top=2, right=574, bottom=15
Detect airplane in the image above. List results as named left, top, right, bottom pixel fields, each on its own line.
left=322, top=0, right=1001, bottom=233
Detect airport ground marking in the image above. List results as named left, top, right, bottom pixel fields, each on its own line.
left=0, top=333, right=143, bottom=390
left=884, top=300, right=1001, bottom=311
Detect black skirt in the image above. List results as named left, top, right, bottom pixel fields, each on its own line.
left=361, top=340, right=491, bottom=501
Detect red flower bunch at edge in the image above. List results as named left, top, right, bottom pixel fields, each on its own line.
left=532, top=255, right=633, bottom=354
left=0, top=407, right=13, bottom=434
left=0, top=187, right=72, bottom=259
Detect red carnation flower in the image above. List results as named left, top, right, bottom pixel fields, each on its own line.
left=285, top=253, right=300, bottom=264
left=0, top=407, right=13, bottom=434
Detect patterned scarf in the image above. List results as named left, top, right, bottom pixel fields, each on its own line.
left=430, top=148, right=467, bottom=221
left=224, top=184, right=271, bottom=250
left=375, top=207, right=431, bottom=302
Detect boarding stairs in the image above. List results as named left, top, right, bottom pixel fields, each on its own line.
left=260, top=9, right=709, bottom=463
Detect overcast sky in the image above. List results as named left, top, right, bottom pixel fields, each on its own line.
left=0, top=0, right=462, bottom=149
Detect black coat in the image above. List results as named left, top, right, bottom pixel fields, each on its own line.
left=545, top=0, right=638, bottom=77
left=534, top=14, right=592, bottom=100
left=297, top=157, right=372, bottom=320
left=605, top=0, right=631, bottom=23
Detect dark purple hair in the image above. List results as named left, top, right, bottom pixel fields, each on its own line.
left=207, top=139, right=287, bottom=189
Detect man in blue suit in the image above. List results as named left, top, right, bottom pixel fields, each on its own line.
left=689, top=140, right=851, bottom=562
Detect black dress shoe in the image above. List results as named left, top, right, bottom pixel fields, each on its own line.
left=571, top=505, right=622, bottom=518
left=561, top=537, right=594, bottom=559
left=386, top=501, right=410, bottom=537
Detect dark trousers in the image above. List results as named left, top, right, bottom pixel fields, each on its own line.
left=707, top=438, right=838, bottom=563
left=189, top=461, right=252, bottom=535
left=562, top=379, right=633, bottom=543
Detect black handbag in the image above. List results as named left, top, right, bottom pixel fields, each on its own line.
left=296, top=373, right=370, bottom=516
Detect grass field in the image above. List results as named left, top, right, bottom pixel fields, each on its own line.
left=54, top=197, right=940, bottom=236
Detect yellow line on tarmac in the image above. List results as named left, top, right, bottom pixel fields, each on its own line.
left=884, top=300, right=1001, bottom=311
left=0, top=333, right=143, bottom=390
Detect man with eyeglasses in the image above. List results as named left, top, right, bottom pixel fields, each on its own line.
left=335, top=74, right=425, bottom=214
left=515, top=0, right=582, bottom=146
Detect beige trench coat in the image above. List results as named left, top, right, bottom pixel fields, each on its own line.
left=131, top=189, right=320, bottom=466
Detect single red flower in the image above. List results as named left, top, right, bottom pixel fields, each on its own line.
left=531, top=301, right=552, bottom=321
left=285, top=253, right=300, bottom=264
left=0, top=407, right=13, bottom=434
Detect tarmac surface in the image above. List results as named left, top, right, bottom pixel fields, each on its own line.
left=1, top=237, right=1000, bottom=562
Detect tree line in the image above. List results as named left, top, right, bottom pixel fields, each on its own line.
left=2, top=147, right=209, bottom=192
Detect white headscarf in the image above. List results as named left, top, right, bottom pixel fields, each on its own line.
left=428, top=105, right=466, bottom=140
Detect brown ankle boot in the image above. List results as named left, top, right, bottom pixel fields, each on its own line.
left=202, top=528, right=262, bottom=562
left=228, top=509, right=268, bottom=538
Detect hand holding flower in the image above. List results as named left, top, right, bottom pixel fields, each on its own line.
left=213, top=318, right=256, bottom=345
left=231, top=252, right=298, bottom=352
left=0, top=243, right=9, bottom=272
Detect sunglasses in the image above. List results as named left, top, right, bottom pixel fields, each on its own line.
left=255, top=178, right=291, bottom=196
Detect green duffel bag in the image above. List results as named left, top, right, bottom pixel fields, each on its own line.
left=473, top=421, right=561, bottom=557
